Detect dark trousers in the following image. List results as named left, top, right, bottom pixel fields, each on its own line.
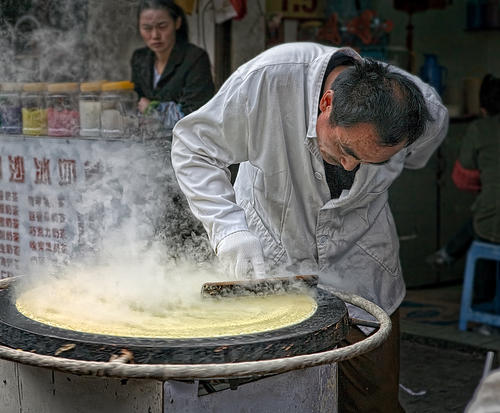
left=338, top=310, right=405, bottom=413
left=445, top=219, right=499, bottom=303
left=445, top=218, right=475, bottom=260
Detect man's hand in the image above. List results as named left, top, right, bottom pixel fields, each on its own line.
left=216, top=231, right=266, bottom=279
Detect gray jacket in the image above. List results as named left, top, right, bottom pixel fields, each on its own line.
left=172, top=42, right=449, bottom=318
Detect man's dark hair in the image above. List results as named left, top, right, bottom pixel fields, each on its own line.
left=480, top=74, right=500, bottom=116
left=137, top=0, right=188, bottom=43
left=329, top=59, right=433, bottom=147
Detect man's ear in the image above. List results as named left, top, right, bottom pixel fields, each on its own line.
left=319, top=90, right=333, bottom=113
left=176, top=17, right=182, bottom=30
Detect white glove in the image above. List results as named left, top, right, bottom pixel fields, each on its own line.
left=216, top=231, right=266, bottom=279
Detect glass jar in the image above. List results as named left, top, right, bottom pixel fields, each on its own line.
left=47, top=82, right=80, bottom=137
left=22, top=82, right=48, bottom=136
left=79, top=81, right=105, bottom=138
left=0, top=83, right=23, bottom=134
left=100, top=81, right=138, bottom=139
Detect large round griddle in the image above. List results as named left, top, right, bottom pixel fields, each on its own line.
left=0, top=287, right=348, bottom=364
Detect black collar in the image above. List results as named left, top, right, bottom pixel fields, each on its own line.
left=151, top=39, right=189, bottom=88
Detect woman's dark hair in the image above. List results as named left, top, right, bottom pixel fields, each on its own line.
left=480, top=74, right=500, bottom=116
left=137, top=0, right=189, bottom=43
left=329, top=59, right=433, bottom=147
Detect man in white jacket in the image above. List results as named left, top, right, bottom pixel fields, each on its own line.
left=172, top=42, right=448, bottom=412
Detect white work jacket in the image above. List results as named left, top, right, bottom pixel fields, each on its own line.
left=172, top=42, right=449, bottom=318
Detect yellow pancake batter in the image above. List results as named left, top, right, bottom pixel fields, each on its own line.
left=15, top=276, right=317, bottom=339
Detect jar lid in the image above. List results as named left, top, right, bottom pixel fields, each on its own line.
left=23, top=82, right=48, bottom=92
left=101, top=81, right=135, bottom=91
left=0, top=83, right=24, bottom=92
left=80, top=81, right=106, bottom=92
left=47, top=82, right=79, bottom=93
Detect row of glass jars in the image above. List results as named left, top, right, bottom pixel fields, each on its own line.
left=0, top=81, right=139, bottom=138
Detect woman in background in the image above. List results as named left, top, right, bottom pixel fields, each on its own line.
left=131, top=0, right=215, bottom=126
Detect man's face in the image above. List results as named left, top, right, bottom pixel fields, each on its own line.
left=316, top=90, right=407, bottom=171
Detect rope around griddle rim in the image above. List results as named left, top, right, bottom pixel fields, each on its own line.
left=0, top=285, right=391, bottom=380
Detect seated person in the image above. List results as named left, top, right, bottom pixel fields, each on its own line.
left=428, top=74, right=500, bottom=266
left=427, top=74, right=500, bottom=306
left=131, top=0, right=215, bottom=130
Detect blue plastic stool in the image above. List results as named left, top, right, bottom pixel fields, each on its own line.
left=459, top=241, right=500, bottom=331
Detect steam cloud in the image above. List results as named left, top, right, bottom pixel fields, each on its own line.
left=1, top=1, right=223, bottom=310
left=0, top=0, right=140, bottom=82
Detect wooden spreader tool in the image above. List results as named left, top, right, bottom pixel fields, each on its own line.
left=201, top=274, right=319, bottom=298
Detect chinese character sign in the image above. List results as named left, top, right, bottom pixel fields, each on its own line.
left=0, top=136, right=147, bottom=278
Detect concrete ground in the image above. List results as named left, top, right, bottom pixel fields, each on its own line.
left=398, top=283, right=500, bottom=413
left=399, top=334, right=487, bottom=412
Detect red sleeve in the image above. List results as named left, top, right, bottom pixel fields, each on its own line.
left=229, top=0, right=247, bottom=19
left=451, top=160, right=481, bottom=192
